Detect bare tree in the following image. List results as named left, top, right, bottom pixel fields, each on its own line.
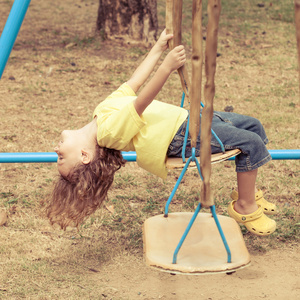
left=97, top=0, right=158, bottom=45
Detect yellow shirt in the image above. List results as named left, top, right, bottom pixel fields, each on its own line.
left=93, top=83, right=188, bottom=179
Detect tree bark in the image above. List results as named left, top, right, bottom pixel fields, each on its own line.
left=97, top=0, right=158, bottom=46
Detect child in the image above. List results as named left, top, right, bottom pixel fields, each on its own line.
left=47, top=29, right=277, bottom=236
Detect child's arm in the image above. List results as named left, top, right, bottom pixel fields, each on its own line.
left=133, top=45, right=186, bottom=116
left=127, top=29, right=173, bottom=94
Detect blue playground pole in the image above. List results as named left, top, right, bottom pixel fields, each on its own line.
left=0, top=0, right=31, bottom=78
left=228, top=149, right=300, bottom=161
left=0, top=149, right=299, bottom=163
left=0, top=151, right=137, bottom=163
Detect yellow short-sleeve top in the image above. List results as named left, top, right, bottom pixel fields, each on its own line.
left=93, top=83, right=188, bottom=179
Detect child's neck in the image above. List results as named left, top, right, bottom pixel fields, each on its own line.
left=79, top=117, right=98, bottom=145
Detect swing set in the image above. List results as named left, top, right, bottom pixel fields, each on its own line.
left=0, top=0, right=300, bottom=275
left=142, top=0, right=300, bottom=275
left=143, top=0, right=250, bottom=274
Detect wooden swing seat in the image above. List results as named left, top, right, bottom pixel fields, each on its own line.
left=166, top=149, right=241, bottom=169
left=143, top=212, right=251, bottom=275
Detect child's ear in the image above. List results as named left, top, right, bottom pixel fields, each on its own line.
left=81, top=149, right=91, bottom=164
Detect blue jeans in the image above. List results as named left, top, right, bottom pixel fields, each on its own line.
left=167, top=111, right=272, bottom=172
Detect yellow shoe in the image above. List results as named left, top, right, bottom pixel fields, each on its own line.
left=228, top=200, right=276, bottom=236
left=230, top=189, right=277, bottom=215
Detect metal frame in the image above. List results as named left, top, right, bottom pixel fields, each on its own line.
left=0, top=0, right=31, bottom=78
left=0, top=149, right=299, bottom=163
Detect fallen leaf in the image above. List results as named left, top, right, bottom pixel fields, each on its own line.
left=65, top=42, right=77, bottom=49
left=105, top=205, right=115, bottom=214
left=245, top=39, right=252, bottom=46
left=261, top=44, right=273, bottom=49
left=0, top=210, right=8, bottom=226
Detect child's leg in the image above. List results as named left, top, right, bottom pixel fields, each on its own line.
left=228, top=168, right=276, bottom=236
left=228, top=168, right=277, bottom=236
left=232, top=169, right=277, bottom=215
left=235, top=169, right=258, bottom=215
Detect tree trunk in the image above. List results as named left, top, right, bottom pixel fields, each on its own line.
left=97, top=0, right=158, bottom=46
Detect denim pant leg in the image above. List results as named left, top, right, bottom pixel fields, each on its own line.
left=211, top=112, right=272, bottom=172
left=167, top=112, right=272, bottom=172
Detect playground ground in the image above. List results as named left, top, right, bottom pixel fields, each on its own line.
left=0, top=0, right=299, bottom=299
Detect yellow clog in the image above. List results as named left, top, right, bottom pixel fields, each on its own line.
left=231, top=189, right=277, bottom=215
left=228, top=200, right=276, bottom=236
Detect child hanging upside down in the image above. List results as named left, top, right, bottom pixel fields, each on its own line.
left=47, top=29, right=277, bottom=236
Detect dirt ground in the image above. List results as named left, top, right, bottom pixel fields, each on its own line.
left=92, top=247, right=300, bottom=300
left=0, top=0, right=299, bottom=299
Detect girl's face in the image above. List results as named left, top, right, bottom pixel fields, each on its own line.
left=54, top=130, right=84, bottom=178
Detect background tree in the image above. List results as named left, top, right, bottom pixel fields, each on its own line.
left=97, top=0, right=158, bottom=45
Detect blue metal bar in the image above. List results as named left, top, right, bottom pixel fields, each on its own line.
left=201, top=102, right=226, bottom=152
left=193, top=151, right=203, bottom=181
left=172, top=202, right=202, bottom=264
left=227, top=149, right=300, bottom=161
left=164, top=156, right=194, bottom=216
left=165, top=148, right=204, bottom=216
left=181, top=114, right=190, bottom=162
left=0, top=151, right=137, bottom=163
left=180, top=92, right=185, bottom=108
left=171, top=148, right=231, bottom=264
left=211, top=128, right=225, bottom=153
left=210, top=205, right=232, bottom=263
left=0, top=0, right=31, bottom=78
left=0, top=152, right=58, bottom=163
left=0, top=149, right=299, bottom=163
left=265, top=149, right=300, bottom=160
left=181, top=96, right=226, bottom=156
left=200, top=111, right=226, bottom=153
left=172, top=148, right=203, bottom=263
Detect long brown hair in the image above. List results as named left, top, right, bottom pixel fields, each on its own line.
left=46, top=146, right=125, bottom=230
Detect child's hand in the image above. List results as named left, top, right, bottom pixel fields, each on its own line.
left=156, top=29, right=173, bottom=52
left=162, top=45, right=186, bottom=73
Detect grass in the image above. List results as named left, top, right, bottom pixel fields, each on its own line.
left=0, top=0, right=299, bottom=298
